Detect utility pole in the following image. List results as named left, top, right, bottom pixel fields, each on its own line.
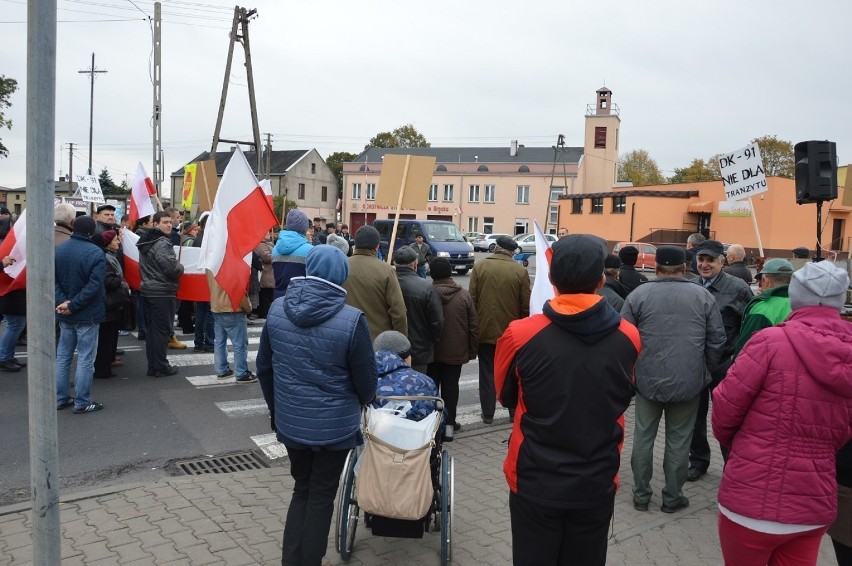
left=78, top=53, right=107, bottom=175
left=28, top=0, right=60, bottom=562
left=211, top=7, right=262, bottom=176
left=264, top=132, right=271, bottom=180
left=68, top=142, right=74, bottom=195
left=152, top=2, right=162, bottom=194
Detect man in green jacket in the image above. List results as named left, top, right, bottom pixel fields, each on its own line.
left=470, top=235, right=530, bottom=424
left=733, top=258, right=794, bottom=358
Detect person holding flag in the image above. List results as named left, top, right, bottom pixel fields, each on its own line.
left=0, top=215, right=26, bottom=372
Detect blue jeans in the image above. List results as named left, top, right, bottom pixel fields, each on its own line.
left=194, top=302, right=215, bottom=348
left=56, top=320, right=99, bottom=409
left=416, top=266, right=427, bottom=278
left=213, top=312, right=248, bottom=376
left=0, top=314, right=26, bottom=361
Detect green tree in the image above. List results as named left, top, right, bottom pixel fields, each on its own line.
left=751, top=134, right=794, bottom=178
left=118, top=179, right=131, bottom=193
left=98, top=167, right=121, bottom=194
left=617, top=149, right=667, bottom=186
left=325, top=150, right=357, bottom=198
left=670, top=158, right=719, bottom=184
left=366, top=123, right=430, bottom=149
left=0, top=75, right=19, bottom=158
left=272, top=195, right=298, bottom=225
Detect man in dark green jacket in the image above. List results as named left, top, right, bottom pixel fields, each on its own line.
left=733, top=258, right=794, bottom=357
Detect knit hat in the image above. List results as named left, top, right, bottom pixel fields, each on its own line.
left=326, top=234, right=350, bottom=255
left=72, top=215, right=97, bottom=236
left=305, top=245, right=349, bottom=285
left=789, top=261, right=849, bottom=311
left=604, top=254, right=622, bottom=270
left=393, top=245, right=418, bottom=265
left=656, top=245, right=686, bottom=267
left=284, top=209, right=309, bottom=235
left=429, top=257, right=453, bottom=280
left=97, top=229, right=118, bottom=247
left=550, top=234, right=606, bottom=293
left=354, top=225, right=380, bottom=249
left=495, top=235, right=518, bottom=252
left=618, top=245, right=639, bottom=265
left=373, top=330, right=411, bottom=358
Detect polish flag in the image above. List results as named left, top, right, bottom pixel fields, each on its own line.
left=129, top=161, right=156, bottom=226
left=122, top=227, right=210, bottom=302
left=0, top=209, right=27, bottom=294
left=198, top=148, right=278, bottom=311
left=529, top=220, right=556, bottom=315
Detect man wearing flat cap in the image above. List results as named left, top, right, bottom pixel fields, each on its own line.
left=470, top=234, right=530, bottom=424
left=618, top=245, right=648, bottom=294
left=621, top=245, right=726, bottom=514
left=687, top=239, right=752, bottom=482
left=393, top=246, right=443, bottom=373
left=94, top=203, right=117, bottom=235
left=732, top=258, right=794, bottom=357
left=311, top=217, right=327, bottom=245
left=495, top=234, right=639, bottom=565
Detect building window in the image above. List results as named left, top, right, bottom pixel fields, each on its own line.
left=352, top=183, right=361, bottom=200
left=591, top=197, right=604, bottom=214
left=467, top=217, right=479, bottom=232
left=612, top=195, right=626, bottom=214
left=550, top=187, right=565, bottom=202
left=366, top=183, right=376, bottom=200
left=443, top=184, right=454, bottom=202
left=549, top=205, right=558, bottom=225
left=516, top=185, right=530, bottom=204
left=311, top=163, right=316, bottom=174
left=484, top=184, right=495, bottom=203
left=483, top=216, right=494, bottom=234
left=594, top=127, right=607, bottom=149
left=298, top=183, right=305, bottom=200
left=428, top=184, right=438, bottom=202
left=321, top=186, right=328, bottom=202
left=468, top=184, right=479, bottom=203
left=515, top=218, right=528, bottom=235
left=571, top=198, right=583, bottom=214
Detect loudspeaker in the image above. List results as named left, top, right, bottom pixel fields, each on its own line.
left=794, top=140, right=838, bottom=204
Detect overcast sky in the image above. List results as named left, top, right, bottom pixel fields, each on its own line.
left=1, top=0, right=851, bottom=192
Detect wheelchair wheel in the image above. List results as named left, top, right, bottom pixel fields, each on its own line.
left=335, top=449, right=359, bottom=561
left=440, top=450, right=454, bottom=563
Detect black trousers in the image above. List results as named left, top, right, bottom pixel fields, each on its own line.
left=427, top=362, right=462, bottom=424
left=510, top=491, right=614, bottom=566
left=478, top=343, right=497, bottom=419
left=93, top=318, right=119, bottom=378
left=281, top=447, right=348, bottom=566
left=143, top=296, right=175, bottom=372
left=177, top=300, right=195, bottom=333
left=257, top=288, right=274, bottom=319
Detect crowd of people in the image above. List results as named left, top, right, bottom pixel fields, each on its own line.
left=1, top=206, right=851, bottom=566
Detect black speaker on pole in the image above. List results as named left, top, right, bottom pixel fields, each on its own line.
left=794, top=140, right=838, bottom=204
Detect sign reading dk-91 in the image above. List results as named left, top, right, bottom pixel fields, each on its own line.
left=718, top=142, right=767, bottom=202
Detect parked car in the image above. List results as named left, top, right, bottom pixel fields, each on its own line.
left=513, top=232, right=557, bottom=253
left=373, top=219, right=475, bottom=275
left=612, top=242, right=657, bottom=270
left=471, top=233, right=511, bottom=252
left=463, top=231, right=483, bottom=242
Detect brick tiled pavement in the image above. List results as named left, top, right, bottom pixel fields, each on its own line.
left=0, top=405, right=839, bottom=565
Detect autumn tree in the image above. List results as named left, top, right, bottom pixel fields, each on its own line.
left=367, top=123, right=430, bottom=149
left=670, top=158, right=719, bottom=184
left=325, top=150, right=357, bottom=198
left=751, top=134, right=794, bottom=178
left=0, top=75, right=19, bottom=158
left=617, top=149, right=667, bottom=186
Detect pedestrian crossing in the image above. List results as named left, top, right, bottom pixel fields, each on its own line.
left=164, top=324, right=509, bottom=460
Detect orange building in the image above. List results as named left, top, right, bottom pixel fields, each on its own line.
left=557, top=174, right=851, bottom=259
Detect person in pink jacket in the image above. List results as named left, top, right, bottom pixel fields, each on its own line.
left=712, top=260, right=852, bottom=565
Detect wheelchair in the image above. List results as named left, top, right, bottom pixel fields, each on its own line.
left=335, top=396, right=455, bottom=563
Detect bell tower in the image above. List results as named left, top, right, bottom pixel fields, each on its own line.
left=577, top=86, right=621, bottom=194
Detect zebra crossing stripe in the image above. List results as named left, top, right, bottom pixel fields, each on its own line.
left=216, top=398, right=268, bottom=417
left=251, top=433, right=288, bottom=460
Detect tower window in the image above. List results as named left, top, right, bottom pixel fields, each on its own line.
left=594, top=127, right=607, bottom=149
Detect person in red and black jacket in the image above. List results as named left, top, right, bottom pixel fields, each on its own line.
left=495, top=234, right=640, bottom=566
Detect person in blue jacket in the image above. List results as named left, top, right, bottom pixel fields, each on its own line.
left=271, top=209, right=313, bottom=300
left=257, top=244, right=376, bottom=566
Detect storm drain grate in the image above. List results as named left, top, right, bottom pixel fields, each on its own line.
left=177, top=452, right=269, bottom=476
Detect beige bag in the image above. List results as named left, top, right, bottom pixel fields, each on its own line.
left=356, top=434, right=434, bottom=520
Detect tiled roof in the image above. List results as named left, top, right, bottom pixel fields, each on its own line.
left=171, top=149, right=309, bottom=177
left=354, top=145, right=583, bottom=165
left=559, top=189, right=699, bottom=199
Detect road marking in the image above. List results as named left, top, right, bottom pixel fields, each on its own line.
left=216, top=398, right=268, bottom=417
left=251, top=433, right=288, bottom=460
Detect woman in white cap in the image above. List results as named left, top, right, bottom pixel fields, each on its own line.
left=712, top=261, right=852, bottom=565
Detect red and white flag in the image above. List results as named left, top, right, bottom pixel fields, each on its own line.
left=529, top=220, right=556, bottom=315
left=198, top=148, right=278, bottom=311
left=122, top=227, right=210, bottom=302
left=0, top=209, right=27, bottom=295
left=129, top=161, right=156, bottom=226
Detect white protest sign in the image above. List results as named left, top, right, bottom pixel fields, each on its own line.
left=75, top=174, right=105, bottom=204
left=718, top=143, right=767, bottom=202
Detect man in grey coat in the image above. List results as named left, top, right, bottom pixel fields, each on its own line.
left=621, top=246, right=726, bottom=514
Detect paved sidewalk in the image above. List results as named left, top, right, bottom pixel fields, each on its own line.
left=0, top=407, right=839, bottom=565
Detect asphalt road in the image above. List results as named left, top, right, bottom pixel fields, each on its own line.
left=0, top=251, right=523, bottom=506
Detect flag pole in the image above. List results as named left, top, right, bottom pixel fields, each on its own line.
left=386, top=155, right=411, bottom=264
